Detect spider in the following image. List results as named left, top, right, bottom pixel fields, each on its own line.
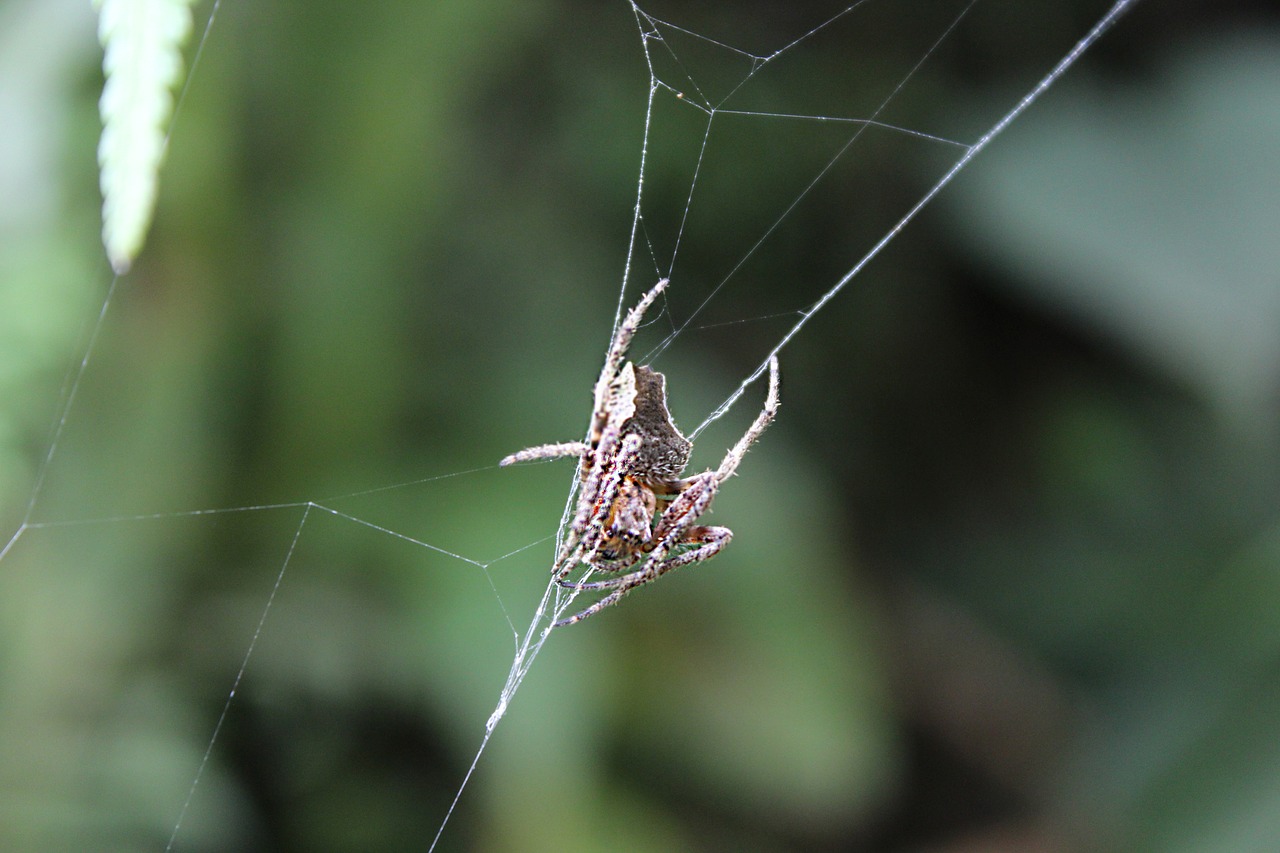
left=500, top=278, right=780, bottom=627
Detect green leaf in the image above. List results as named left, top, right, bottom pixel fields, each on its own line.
left=95, top=0, right=194, bottom=274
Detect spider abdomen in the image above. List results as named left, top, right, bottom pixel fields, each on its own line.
left=624, top=366, right=692, bottom=479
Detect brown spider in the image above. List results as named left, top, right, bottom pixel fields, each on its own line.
left=500, top=278, right=780, bottom=626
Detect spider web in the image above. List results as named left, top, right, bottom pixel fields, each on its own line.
left=429, top=2, right=1139, bottom=847
left=0, top=0, right=1140, bottom=849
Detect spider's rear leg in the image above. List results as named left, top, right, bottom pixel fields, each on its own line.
left=554, top=588, right=629, bottom=627
left=567, top=525, right=732, bottom=591
left=569, top=469, right=725, bottom=590
left=653, top=470, right=721, bottom=539
left=552, top=525, right=732, bottom=626
left=568, top=468, right=727, bottom=593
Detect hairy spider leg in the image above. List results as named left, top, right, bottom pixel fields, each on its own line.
left=551, top=475, right=729, bottom=624
left=548, top=364, right=640, bottom=579
left=550, top=524, right=731, bottom=626
left=552, top=432, right=642, bottom=580
left=577, top=432, right=644, bottom=567
left=587, top=278, right=669, bottom=448
left=561, top=468, right=722, bottom=592
left=568, top=519, right=734, bottom=592
left=498, top=441, right=588, bottom=467
left=717, top=355, right=780, bottom=481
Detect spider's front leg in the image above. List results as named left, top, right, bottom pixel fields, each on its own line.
left=651, top=469, right=721, bottom=544
left=552, top=523, right=732, bottom=626
left=564, top=470, right=724, bottom=594
left=567, top=523, right=732, bottom=592
left=553, top=431, right=643, bottom=581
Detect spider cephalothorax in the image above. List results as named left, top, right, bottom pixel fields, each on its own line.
left=501, top=278, right=779, bottom=626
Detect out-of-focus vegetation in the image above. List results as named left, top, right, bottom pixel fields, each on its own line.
left=2, top=0, right=1279, bottom=851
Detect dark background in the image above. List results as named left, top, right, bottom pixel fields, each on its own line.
left=3, top=0, right=1280, bottom=850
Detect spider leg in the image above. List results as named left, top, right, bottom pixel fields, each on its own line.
left=554, top=549, right=646, bottom=590
left=562, top=576, right=638, bottom=593
left=560, top=469, right=718, bottom=594
left=548, top=362, right=640, bottom=573
left=596, top=280, right=669, bottom=404
left=555, top=481, right=651, bottom=589
left=567, top=525, right=731, bottom=590
left=715, top=355, right=780, bottom=482
left=554, top=586, right=630, bottom=627
left=648, top=526, right=732, bottom=575
left=552, top=432, right=642, bottom=580
left=586, top=280, right=668, bottom=446
left=553, top=525, right=730, bottom=624
left=585, top=466, right=719, bottom=582
left=548, top=456, right=608, bottom=579
left=499, top=441, right=588, bottom=467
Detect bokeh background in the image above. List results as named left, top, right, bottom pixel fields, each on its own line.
left=3, top=0, right=1280, bottom=850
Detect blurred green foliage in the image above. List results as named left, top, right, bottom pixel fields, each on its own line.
left=2, top=0, right=1279, bottom=851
